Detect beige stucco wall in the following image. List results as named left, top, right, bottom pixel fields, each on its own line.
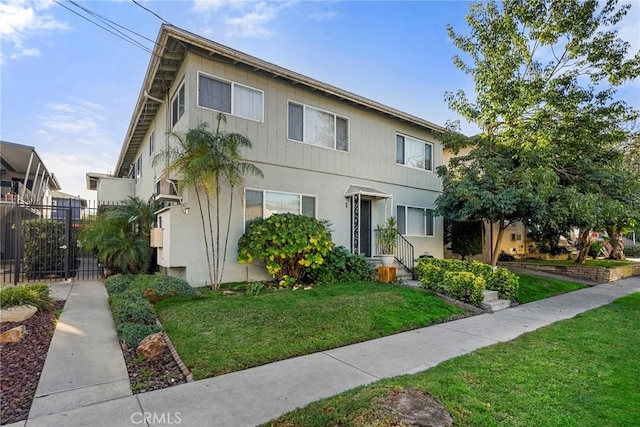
left=125, top=52, right=446, bottom=285
left=96, top=177, right=135, bottom=205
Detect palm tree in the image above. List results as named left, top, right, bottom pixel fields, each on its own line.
left=155, top=113, right=263, bottom=288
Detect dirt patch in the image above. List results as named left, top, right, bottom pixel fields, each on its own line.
left=382, top=387, right=453, bottom=427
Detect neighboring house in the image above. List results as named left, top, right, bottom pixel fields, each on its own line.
left=441, top=146, right=530, bottom=262
left=88, top=24, right=447, bottom=285
left=1, top=140, right=62, bottom=261
left=1, top=141, right=61, bottom=205
left=46, top=190, right=88, bottom=222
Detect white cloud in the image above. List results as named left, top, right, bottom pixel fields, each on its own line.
left=0, top=0, right=68, bottom=61
left=10, top=46, right=40, bottom=59
left=36, top=99, right=119, bottom=201
left=192, top=0, right=296, bottom=38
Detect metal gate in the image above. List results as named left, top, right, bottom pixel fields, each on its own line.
left=1, top=202, right=101, bottom=285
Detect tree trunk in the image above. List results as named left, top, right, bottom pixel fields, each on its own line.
left=491, top=218, right=506, bottom=267
left=606, top=226, right=625, bottom=260
left=575, top=229, right=591, bottom=264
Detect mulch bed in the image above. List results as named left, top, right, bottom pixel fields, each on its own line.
left=0, top=300, right=187, bottom=425
left=121, top=342, right=187, bottom=394
left=0, top=300, right=64, bottom=425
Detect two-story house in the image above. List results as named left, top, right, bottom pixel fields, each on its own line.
left=89, top=24, right=447, bottom=285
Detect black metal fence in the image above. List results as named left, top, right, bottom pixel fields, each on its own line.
left=1, top=201, right=101, bottom=285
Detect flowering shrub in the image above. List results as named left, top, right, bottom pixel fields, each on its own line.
left=416, top=258, right=518, bottom=305
left=237, top=213, right=333, bottom=285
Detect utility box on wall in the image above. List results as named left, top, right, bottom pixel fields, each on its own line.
left=150, top=228, right=163, bottom=248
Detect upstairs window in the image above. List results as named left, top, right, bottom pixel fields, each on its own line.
left=171, top=82, right=185, bottom=127
left=288, top=102, right=348, bottom=152
left=198, top=73, right=263, bottom=122
left=397, top=205, right=434, bottom=236
left=244, top=189, right=316, bottom=230
left=149, top=130, right=155, bottom=156
left=136, top=156, right=142, bottom=180
left=396, top=134, right=432, bottom=171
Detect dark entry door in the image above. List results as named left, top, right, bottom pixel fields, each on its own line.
left=361, top=200, right=372, bottom=257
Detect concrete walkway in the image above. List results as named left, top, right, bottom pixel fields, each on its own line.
left=14, top=276, right=640, bottom=427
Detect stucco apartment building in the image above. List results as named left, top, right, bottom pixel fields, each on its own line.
left=88, top=25, right=447, bottom=285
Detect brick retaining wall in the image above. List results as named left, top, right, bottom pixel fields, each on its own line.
left=504, top=262, right=640, bottom=284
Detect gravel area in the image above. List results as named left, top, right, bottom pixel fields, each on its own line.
left=121, top=341, right=187, bottom=394
left=0, top=301, right=64, bottom=425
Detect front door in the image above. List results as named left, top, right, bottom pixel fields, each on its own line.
left=361, top=200, right=372, bottom=257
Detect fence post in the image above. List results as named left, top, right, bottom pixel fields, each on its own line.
left=12, top=206, right=21, bottom=285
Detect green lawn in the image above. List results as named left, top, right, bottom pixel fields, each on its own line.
left=266, top=293, right=640, bottom=427
left=155, top=282, right=465, bottom=379
left=519, top=259, right=637, bottom=268
left=515, top=273, right=587, bottom=304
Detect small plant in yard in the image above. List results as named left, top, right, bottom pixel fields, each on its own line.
left=245, top=282, right=266, bottom=296
left=238, top=213, right=333, bottom=285
left=0, top=283, right=55, bottom=312
left=374, top=217, right=398, bottom=255
left=305, top=245, right=374, bottom=285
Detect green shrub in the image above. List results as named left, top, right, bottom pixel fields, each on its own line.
left=237, top=213, right=333, bottom=285
left=147, top=275, right=199, bottom=300
left=0, top=283, right=55, bottom=312
left=624, top=244, right=640, bottom=257
left=305, top=246, right=374, bottom=285
left=104, top=274, right=135, bottom=295
left=443, top=271, right=485, bottom=307
left=589, top=241, right=604, bottom=259
left=22, top=219, right=67, bottom=278
left=117, top=322, right=162, bottom=348
left=111, top=294, right=156, bottom=326
left=416, top=258, right=519, bottom=303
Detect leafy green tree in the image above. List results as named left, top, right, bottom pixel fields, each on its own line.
left=439, top=0, right=639, bottom=265
left=156, top=114, right=263, bottom=288
left=444, top=220, right=483, bottom=260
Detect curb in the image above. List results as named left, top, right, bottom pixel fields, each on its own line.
left=156, top=320, right=193, bottom=383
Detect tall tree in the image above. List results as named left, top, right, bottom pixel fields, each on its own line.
left=438, top=0, right=639, bottom=265
left=156, top=114, right=263, bottom=288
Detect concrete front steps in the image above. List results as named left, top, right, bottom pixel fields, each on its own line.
left=369, top=258, right=414, bottom=281
left=483, top=290, right=511, bottom=312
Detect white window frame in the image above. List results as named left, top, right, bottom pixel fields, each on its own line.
left=396, top=133, right=433, bottom=172
left=396, top=204, right=435, bottom=237
left=287, top=100, right=349, bottom=153
left=171, top=81, right=185, bottom=127
left=197, top=71, right=264, bottom=122
left=149, top=129, right=155, bottom=156
left=135, top=156, right=142, bottom=181
left=244, top=188, right=318, bottom=231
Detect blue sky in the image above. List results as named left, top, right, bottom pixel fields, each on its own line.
left=1, top=0, right=639, bottom=202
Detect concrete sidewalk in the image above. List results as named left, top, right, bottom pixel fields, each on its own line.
left=16, top=276, right=640, bottom=427
left=25, top=281, right=133, bottom=424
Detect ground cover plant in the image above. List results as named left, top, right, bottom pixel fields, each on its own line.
left=155, top=282, right=466, bottom=380
left=104, top=274, right=200, bottom=347
left=266, top=293, right=640, bottom=426
left=515, top=273, right=587, bottom=304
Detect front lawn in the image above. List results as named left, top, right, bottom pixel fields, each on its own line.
left=515, top=273, right=587, bottom=304
left=266, top=293, right=640, bottom=426
left=519, top=259, right=636, bottom=268
left=155, top=282, right=465, bottom=379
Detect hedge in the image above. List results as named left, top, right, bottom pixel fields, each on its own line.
left=416, top=258, right=519, bottom=307
left=105, top=274, right=200, bottom=347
